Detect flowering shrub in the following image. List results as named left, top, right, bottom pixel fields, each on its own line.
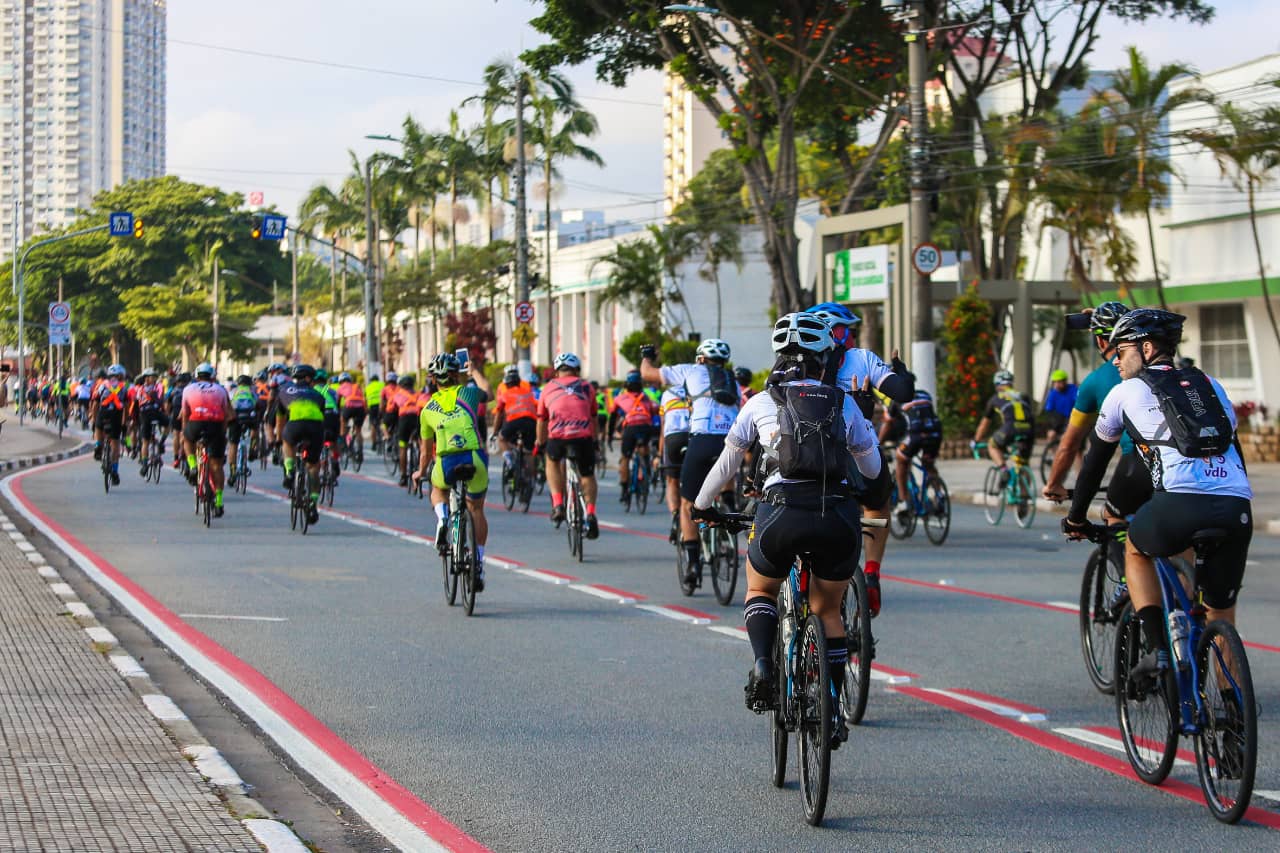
left=939, top=283, right=997, bottom=434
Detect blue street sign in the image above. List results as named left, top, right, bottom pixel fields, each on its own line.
left=108, top=211, right=134, bottom=237
left=261, top=214, right=287, bottom=241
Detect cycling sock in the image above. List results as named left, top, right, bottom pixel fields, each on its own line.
left=476, top=545, right=485, bottom=564
left=683, top=540, right=701, bottom=567
left=186, top=454, right=196, bottom=470
left=828, top=636, right=849, bottom=697
left=284, top=457, right=295, bottom=476
left=551, top=492, right=564, bottom=508
left=1137, top=604, right=1166, bottom=652
left=743, top=596, right=778, bottom=663
left=214, top=490, right=223, bottom=508
left=111, top=462, right=118, bottom=474
left=434, top=502, right=448, bottom=523
left=586, top=503, right=596, bottom=516
left=864, top=560, right=881, bottom=577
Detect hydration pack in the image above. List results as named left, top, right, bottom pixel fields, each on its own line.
left=1133, top=366, right=1234, bottom=458
left=767, top=383, right=848, bottom=484
left=686, top=364, right=740, bottom=407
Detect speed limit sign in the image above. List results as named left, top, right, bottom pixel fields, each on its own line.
left=912, top=243, right=942, bottom=277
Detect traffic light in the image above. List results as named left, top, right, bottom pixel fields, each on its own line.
left=251, top=218, right=262, bottom=240
left=132, top=218, right=144, bottom=239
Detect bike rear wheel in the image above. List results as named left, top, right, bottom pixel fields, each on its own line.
left=843, top=570, right=874, bottom=726
left=710, top=525, right=738, bottom=606
left=922, top=475, right=950, bottom=545
left=502, top=461, right=516, bottom=511
left=1194, top=620, right=1257, bottom=823
left=1040, top=439, right=1058, bottom=486
left=889, top=477, right=916, bottom=540
left=383, top=441, right=399, bottom=477
left=1079, top=545, right=1125, bottom=695
left=982, top=467, right=1004, bottom=525
left=636, top=461, right=648, bottom=514
left=798, top=614, right=832, bottom=826
left=1013, top=466, right=1036, bottom=528
left=459, top=508, right=478, bottom=616
left=1114, top=604, right=1178, bottom=784
left=770, top=614, right=788, bottom=788
left=442, top=521, right=459, bottom=607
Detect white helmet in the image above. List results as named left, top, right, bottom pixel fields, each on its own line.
left=696, top=338, right=731, bottom=362
left=772, top=313, right=835, bottom=355
left=553, top=352, right=581, bottom=371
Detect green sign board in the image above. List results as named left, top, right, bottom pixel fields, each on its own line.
left=831, top=245, right=889, bottom=302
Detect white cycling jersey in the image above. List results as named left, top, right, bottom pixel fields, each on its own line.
left=659, top=387, right=690, bottom=436
left=834, top=348, right=894, bottom=396
left=659, top=362, right=737, bottom=435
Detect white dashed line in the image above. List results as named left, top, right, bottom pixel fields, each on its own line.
left=635, top=604, right=714, bottom=625
left=568, top=584, right=640, bottom=604
left=924, top=688, right=1047, bottom=722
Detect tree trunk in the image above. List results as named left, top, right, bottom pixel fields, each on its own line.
left=1145, top=207, right=1168, bottom=310
left=1247, top=180, right=1280, bottom=356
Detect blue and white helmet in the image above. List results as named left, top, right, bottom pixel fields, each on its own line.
left=106, top=364, right=126, bottom=379
left=554, top=352, right=581, bottom=371
left=772, top=312, right=835, bottom=355
left=806, top=301, right=861, bottom=329
left=696, top=338, right=731, bottom=362
left=194, top=362, right=215, bottom=379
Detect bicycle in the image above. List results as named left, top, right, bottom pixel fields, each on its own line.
left=888, top=455, right=951, bottom=545
left=192, top=440, right=214, bottom=527
left=1072, top=521, right=1129, bottom=695
left=687, top=495, right=738, bottom=605
left=973, top=442, right=1036, bottom=528
left=288, top=449, right=318, bottom=535
left=1102, top=523, right=1257, bottom=824
left=342, top=426, right=364, bottom=472
left=318, top=442, right=338, bottom=507
left=143, top=420, right=165, bottom=485
left=564, top=447, right=588, bottom=562
left=621, top=449, right=649, bottom=514
left=437, top=459, right=481, bottom=616
left=404, top=441, right=423, bottom=499
left=383, top=436, right=400, bottom=478
left=229, top=427, right=252, bottom=495
left=501, top=438, right=534, bottom=513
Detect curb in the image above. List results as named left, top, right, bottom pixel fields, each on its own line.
left=0, top=438, right=94, bottom=471
left=0, top=458, right=308, bottom=852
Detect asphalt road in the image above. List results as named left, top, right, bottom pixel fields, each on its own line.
left=12, top=452, right=1280, bottom=851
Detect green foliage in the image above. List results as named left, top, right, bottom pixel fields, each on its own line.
left=618, top=329, right=650, bottom=370
left=617, top=329, right=697, bottom=370
left=661, top=338, right=698, bottom=366
left=592, top=236, right=664, bottom=337
left=938, top=284, right=997, bottom=434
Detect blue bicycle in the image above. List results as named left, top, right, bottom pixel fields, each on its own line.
left=888, top=455, right=951, bottom=545
left=1103, top=524, right=1257, bottom=823
left=621, top=448, right=649, bottom=514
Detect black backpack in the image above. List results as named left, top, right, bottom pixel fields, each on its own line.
left=686, top=363, right=740, bottom=407
left=1133, top=366, right=1234, bottom=458
left=767, top=383, right=848, bottom=483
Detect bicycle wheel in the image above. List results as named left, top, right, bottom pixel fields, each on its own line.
left=711, top=526, right=738, bottom=606
left=502, top=461, right=516, bottom=510
left=1040, top=440, right=1057, bottom=486
left=382, top=441, right=399, bottom=477
left=675, top=532, right=696, bottom=597
left=888, top=490, right=916, bottom=540
left=1013, top=466, right=1036, bottom=528
left=1194, top=620, right=1257, bottom=823
left=982, top=467, right=1004, bottom=525
left=352, top=444, right=363, bottom=472
left=843, top=570, right=874, bottom=726
left=289, top=484, right=299, bottom=530
left=459, top=509, right=478, bottom=616
left=797, top=614, right=832, bottom=826
left=636, top=462, right=648, bottom=515
left=771, top=614, right=789, bottom=788
left=1079, top=545, right=1125, bottom=695
left=299, top=495, right=310, bottom=535
left=518, top=469, right=533, bottom=513
left=102, top=455, right=111, bottom=494
left=1114, top=604, right=1178, bottom=784
left=442, top=520, right=459, bottom=607
left=922, top=475, right=951, bottom=546
left=566, top=487, right=583, bottom=559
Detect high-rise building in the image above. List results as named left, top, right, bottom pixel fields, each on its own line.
left=662, top=71, right=727, bottom=219
left=1, top=0, right=165, bottom=259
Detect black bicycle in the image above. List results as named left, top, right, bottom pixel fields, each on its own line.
left=501, top=438, right=534, bottom=513
left=438, top=460, right=480, bottom=615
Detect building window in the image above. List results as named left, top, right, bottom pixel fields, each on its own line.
left=1200, top=304, right=1252, bottom=380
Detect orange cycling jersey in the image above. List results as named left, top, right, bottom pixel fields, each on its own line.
left=338, top=381, right=366, bottom=409
left=495, top=381, right=537, bottom=421
left=612, top=389, right=658, bottom=427
left=390, top=387, right=423, bottom=416
left=97, top=381, right=126, bottom=411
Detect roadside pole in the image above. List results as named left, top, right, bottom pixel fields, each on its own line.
left=514, top=72, right=533, bottom=381
left=907, top=0, right=936, bottom=396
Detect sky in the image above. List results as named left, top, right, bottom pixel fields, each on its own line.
left=166, top=0, right=1280, bottom=227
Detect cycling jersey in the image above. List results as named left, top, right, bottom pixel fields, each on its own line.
left=495, top=381, right=538, bottom=422
left=1074, top=356, right=1135, bottom=455
left=364, top=380, right=384, bottom=408
left=659, top=363, right=738, bottom=435
left=277, top=383, right=325, bottom=422
left=388, top=386, right=423, bottom=416
left=983, top=389, right=1034, bottom=432
left=95, top=380, right=129, bottom=412
left=381, top=383, right=398, bottom=411
left=182, top=380, right=229, bottom=422
left=833, top=348, right=894, bottom=398
left=660, top=388, right=691, bottom=435
left=254, top=381, right=270, bottom=402
left=338, top=381, right=365, bottom=409
left=135, top=382, right=164, bottom=412
left=319, top=384, right=340, bottom=415
left=231, top=386, right=258, bottom=419
left=612, top=389, right=658, bottom=428
left=421, top=384, right=486, bottom=454
left=75, top=383, right=92, bottom=401
left=538, top=377, right=595, bottom=440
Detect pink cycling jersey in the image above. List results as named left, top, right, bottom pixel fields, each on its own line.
left=537, top=377, right=595, bottom=440
left=182, top=381, right=229, bottom=422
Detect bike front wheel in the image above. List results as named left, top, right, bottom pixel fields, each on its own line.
left=1194, top=620, right=1257, bottom=823
left=442, top=526, right=459, bottom=607
left=771, top=615, right=789, bottom=788
left=797, top=614, right=832, bottom=826
left=1114, top=605, right=1178, bottom=784
left=710, top=526, right=738, bottom=606
left=982, top=466, right=1004, bottom=525
left=1079, top=546, right=1125, bottom=695
left=1013, top=466, right=1036, bottom=528
left=922, top=475, right=950, bottom=545
left=459, top=509, right=478, bottom=616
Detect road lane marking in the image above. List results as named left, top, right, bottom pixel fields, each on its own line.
left=921, top=688, right=1047, bottom=722
left=568, top=583, right=643, bottom=604
left=636, top=604, right=716, bottom=625
left=1053, top=727, right=1193, bottom=768
left=179, top=614, right=290, bottom=622
left=870, top=665, right=916, bottom=685
left=1047, top=601, right=1079, bottom=611
left=513, top=568, right=576, bottom=585
left=707, top=625, right=749, bottom=641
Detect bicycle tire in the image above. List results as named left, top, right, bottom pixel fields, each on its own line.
left=1114, top=604, right=1178, bottom=784
left=1014, top=466, right=1036, bottom=528
left=1194, top=620, right=1257, bottom=823
left=442, top=515, right=459, bottom=606
left=519, top=469, right=533, bottom=513
left=102, top=454, right=111, bottom=494
left=771, top=614, right=788, bottom=788
left=888, top=492, right=916, bottom=540
left=1040, top=440, right=1057, bottom=487
left=502, top=462, right=516, bottom=511
left=353, top=445, right=363, bottom=472
left=798, top=614, right=833, bottom=826
left=1079, top=545, right=1124, bottom=695
left=460, top=509, right=478, bottom=616
left=289, top=485, right=299, bottom=530
left=843, top=570, right=874, bottom=726
left=383, top=442, right=399, bottom=477
left=299, top=496, right=310, bottom=535
left=636, top=461, right=648, bottom=515
left=711, top=526, right=738, bottom=606
left=922, top=475, right=951, bottom=545
left=676, top=530, right=696, bottom=597
left=982, top=466, right=1004, bottom=525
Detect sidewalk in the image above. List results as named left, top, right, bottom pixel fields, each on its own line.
left=0, top=431, right=306, bottom=851
left=0, top=416, right=82, bottom=467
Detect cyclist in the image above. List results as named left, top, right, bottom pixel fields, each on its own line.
left=388, top=373, right=423, bottom=487
left=612, top=370, right=659, bottom=501
left=734, top=366, right=756, bottom=405
left=1063, top=309, right=1253, bottom=674
left=973, top=370, right=1035, bottom=477
left=806, top=303, right=913, bottom=616
left=691, top=313, right=881, bottom=725
left=166, top=372, right=191, bottom=469
left=133, top=369, right=167, bottom=475
left=74, top=375, right=93, bottom=423
left=658, top=384, right=691, bottom=516
left=595, top=383, right=611, bottom=448
left=381, top=371, right=400, bottom=458
left=640, top=338, right=739, bottom=583
left=1043, top=368, right=1077, bottom=448
left=315, top=369, right=342, bottom=481
left=536, top=353, right=600, bottom=539
left=227, top=375, right=259, bottom=477
left=890, top=384, right=944, bottom=524
left=277, top=364, right=326, bottom=525
left=91, top=364, right=130, bottom=485
left=414, top=353, right=493, bottom=589
left=493, top=365, right=538, bottom=480
left=180, top=363, right=231, bottom=516
left=263, top=363, right=289, bottom=451
left=364, top=373, right=384, bottom=449
left=337, top=372, right=366, bottom=457
left=52, top=373, right=71, bottom=427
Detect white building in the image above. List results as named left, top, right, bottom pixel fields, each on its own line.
left=0, top=0, right=165, bottom=258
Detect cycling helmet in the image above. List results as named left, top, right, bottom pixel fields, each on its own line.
left=268, top=362, right=286, bottom=373
left=554, top=352, right=581, bottom=372
left=696, top=338, right=731, bottom=363
left=624, top=370, right=642, bottom=392
left=254, top=370, right=267, bottom=382
left=1089, top=301, right=1130, bottom=336
left=397, top=373, right=415, bottom=389
left=386, top=371, right=398, bottom=383
left=733, top=366, right=752, bottom=385
left=806, top=301, right=862, bottom=329
left=1050, top=369, right=1068, bottom=382
left=291, top=364, right=316, bottom=381
left=194, top=362, right=214, bottom=379
left=315, top=369, right=328, bottom=384
left=107, top=364, right=126, bottom=379
left=428, top=353, right=461, bottom=378
left=176, top=372, right=192, bottom=384
left=236, top=374, right=251, bottom=385
left=136, top=367, right=153, bottom=379
left=504, top=364, right=520, bottom=384
left=993, top=369, right=1014, bottom=387
left=771, top=312, right=835, bottom=355
left=338, top=372, right=352, bottom=383
left=1109, top=308, right=1185, bottom=348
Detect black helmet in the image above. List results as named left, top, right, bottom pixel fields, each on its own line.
left=397, top=373, right=415, bottom=389
left=1089, top=301, right=1130, bottom=336
left=503, top=364, right=520, bottom=385
left=624, top=370, right=642, bottom=392
left=236, top=374, right=251, bottom=385
left=733, top=366, right=752, bottom=385
left=291, top=364, right=316, bottom=381
left=1109, top=308, right=1185, bottom=348
left=177, top=372, right=192, bottom=384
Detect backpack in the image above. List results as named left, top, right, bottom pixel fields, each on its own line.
left=1133, top=366, right=1234, bottom=458
left=685, top=364, right=739, bottom=407
left=767, top=383, right=848, bottom=484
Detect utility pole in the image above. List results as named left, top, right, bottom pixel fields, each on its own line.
left=514, top=71, right=532, bottom=380
left=212, top=256, right=220, bottom=368
left=290, top=232, right=300, bottom=362
left=329, top=235, right=338, bottom=367
left=906, top=0, right=936, bottom=396
left=363, top=157, right=380, bottom=376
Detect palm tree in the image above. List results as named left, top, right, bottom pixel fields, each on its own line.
left=437, top=110, right=483, bottom=311
left=1187, top=102, right=1280, bottom=354
left=591, top=236, right=665, bottom=338
left=1090, top=47, right=1212, bottom=310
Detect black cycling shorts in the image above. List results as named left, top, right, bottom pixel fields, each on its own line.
left=138, top=409, right=168, bottom=436
left=323, top=412, right=341, bottom=442
left=663, top=431, right=689, bottom=474
left=855, top=449, right=894, bottom=510
left=395, top=413, right=420, bottom=447
left=367, top=404, right=380, bottom=425
left=343, top=407, right=366, bottom=430
left=1127, top=491, right=1252, bottom=610
left=898, top=431, right=941, bottom=461
left=183, top=420, right=228, bottom=461
left=227, top=417, right=257, bottom=446
left=1044, top=411, right=1068, bottom=435
left=545, top=437, right=596, bottom=476
left=96, top=409, right=125, bottom=440
left=500, top=418, right=537, bottom=452
left=283, top=420, right=325, bottom=462
left=748, top=493, right=862, bottom=582
left=383, top=408, right=398, bottom=431
left=620, top=424, right=654, bottom=458
left=1105, top=451, right=1154, bottom=519
left=993, top=427, right=1033, bottom=460
left=679, top=433, right=727, bottom=503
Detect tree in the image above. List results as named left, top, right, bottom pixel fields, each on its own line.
left=939, top=284, right=997, bottom=434
left=1090, top=47, right=1212, bottom=310
left=445, top=307, right=497, bottom=366
left=1187, top=102, right=1280, bottom=354
left=591, top=236, right=665, bottom=338
left=119, top=284, right=264, bottom=367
